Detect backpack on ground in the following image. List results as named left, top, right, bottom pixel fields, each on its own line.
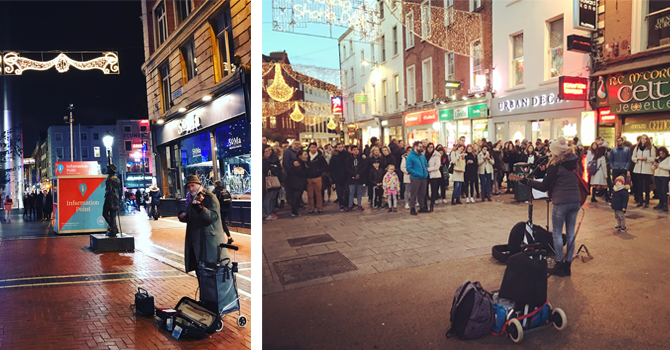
left=446, top=281, right=495, bottom=340
left=217, top=188, right=232, bottom=209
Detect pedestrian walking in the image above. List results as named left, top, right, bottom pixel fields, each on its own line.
left=345, top=145, right=368, bottom=212
left=653, top=147, right=670, bottom=212
left=383, top=164, right=400, bottom=212
left=632, top=134, right=655, bottom=208
left=28, top=192, right=35, bottom=219
left=509, top=136, right=581, bottom=277
left=3, top=195, right=12, bottom=222
left=450, top=144, right=466, bottom=205
left=35, top=190, right=44, bottom=220
left=611, top=175, right=630, bottom=232
left=406, top=141, right=429, bottom=215
left=305, top=142, right=328, bottom=214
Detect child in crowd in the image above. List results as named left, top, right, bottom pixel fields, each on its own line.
left=369, top=160, right=385, bottom=210
left=383, top=164, right=400, bottom=212
left=611, top=175, right=630, bottom=233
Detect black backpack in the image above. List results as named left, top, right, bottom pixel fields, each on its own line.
left=446, top=281, right=495, bottom=340
left=217, top=188, right=232, bottom=209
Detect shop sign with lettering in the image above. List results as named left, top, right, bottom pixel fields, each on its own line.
left=404, top=109, right=438, bottom=126
left=492, top=88, right=584, bottom=117
left=439, top=103, right=488, bottom=121
left=573, top=0, right=597, bottom=31
left=622, top=118, right=670, bottom=133
left=178, top=113, right=202, bottom=135
left=596, top=66, right=670, bottom=114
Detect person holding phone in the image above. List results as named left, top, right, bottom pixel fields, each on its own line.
left=632, top=134, right=655, bottom=208
left=464, top=145, right=478, bottom=204
left=450, top=144, right=466, bottom=205
left=508, top=137, right=581, bottom=277
left=477, top=145, right=494, bottom=202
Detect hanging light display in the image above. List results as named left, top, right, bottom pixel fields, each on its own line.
left=289, top=101, right=305, bottom=122
left=3, top=51, right=119, bottom=75
left=327, top=115, right=337, bottom=130
left=263, top=62, right=343, bottom=96
left=265, top=63, right=294, bottom=102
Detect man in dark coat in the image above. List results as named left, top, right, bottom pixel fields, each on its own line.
left=212, top=180, right=233, bottom=244
left=329, top=143, right=349, bottom=211
left=282, top=140, right=302, bottom=206
left=43, top=190, right=53, bottom=220
left=345, top=145, right=368, bottom=211
left=178, top=175, right=229, bottom=273
left=103, top=164, right=122, bottom=236
left=306, top=142, right=329, bottom=214
left=148, top=184, right=162, bottom=220
left=34, top=189, right=44, bottom=220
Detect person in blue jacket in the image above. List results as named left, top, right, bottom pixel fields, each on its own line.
left=405, top=141, right=429, bottom=215
left=609, top=136, right=631, bottom=183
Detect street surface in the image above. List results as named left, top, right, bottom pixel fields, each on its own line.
left=0, top=209, right=251, bottom=350
left=263, top=191, right=670, bottom=349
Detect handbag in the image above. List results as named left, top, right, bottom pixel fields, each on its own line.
left=265, top=170, right=281, bottom=190
left=454, top=158, right=466, bottom=172
left=447, top=163, right=454, bottom=174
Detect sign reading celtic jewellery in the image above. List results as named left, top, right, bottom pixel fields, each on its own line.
left=623, top=118, right=670, bottom=133
left=177, top=113, right=202, bottom=135
left=596, top=66, right=670, bottom=114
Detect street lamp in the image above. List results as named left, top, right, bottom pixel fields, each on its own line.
left=102, top=135, right=114, bottom=165
left=64, top=104, right=74, bottom=161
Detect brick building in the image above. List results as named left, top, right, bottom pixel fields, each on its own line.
left=403, top=0, right=493, bottom=148
left=591, top=0, right=670, bottom=148
left=140, top=0, right=251, bottom=226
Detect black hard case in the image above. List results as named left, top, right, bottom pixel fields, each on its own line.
left=172, top=296, right=218, bottom=338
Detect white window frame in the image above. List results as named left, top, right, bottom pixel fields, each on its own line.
left=470, top=0, right=482, bottom=12
left=382, top=79, right=388, bottom=113
left=470, top=40, right=482, bottom=90
left=445, top=52, right=455, bottom=96
left=445, top=0, right=454, bottom=26
left=394, top=74, right=400, bottom=110
left=406, top=65, right=416, bottom=105
left=392, top=26, right=399, bottom=56
left=546, top=17, right=564, bottom=79
left=405, top=11, right=415, bottom=49
left=421, top=0, right=431, bottom=39
left=174, top=0, right=192, bottom=26
left=422, top=57, right=433, bottom=102
left=372, top=83, right=377, bottom=114
left=511, top=32, right=524, bottom=86
left=153, top=1, right=168, bottom=49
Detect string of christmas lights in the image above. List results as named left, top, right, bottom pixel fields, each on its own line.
left=3, top=52, right=119, bottom=75
left=265, top=62, right=295, bottom=102
left=263, top=62, right=343, bottom=96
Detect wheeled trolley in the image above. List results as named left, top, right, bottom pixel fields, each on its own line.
left=196, top=243, right=248, bottom=332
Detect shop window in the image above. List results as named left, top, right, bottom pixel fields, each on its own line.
left=179, top=132, right=214, bottom=192
left=216, top=118, right=251, bottom=199
left=180, top=39, right=198, bottom=82
left=512, top=33, right=524, bottom=86
left=554, top=117, right=577, bottom=140
left=509, top=121, right=526, bottom=143
left=647, top=0, right=670, bottom=48
left=406, top=11, right=415, bottom=48
left=531, top=120, right=551, bottom=142
left=548, top=18, right=564, bottom=78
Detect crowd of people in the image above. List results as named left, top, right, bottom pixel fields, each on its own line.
left=261, top=133, right=670, bottom=221
left=19, top=190, right=54, bottom=222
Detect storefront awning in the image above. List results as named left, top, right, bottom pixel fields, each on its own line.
left=592, top=54, right=670, bottom=76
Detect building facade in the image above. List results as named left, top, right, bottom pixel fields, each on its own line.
left=140, top=0, right=251, bottom=226
left=46, top=125, right=118, bottom=179
left=491, top=0, right=593, bottom=144
left=262, top=51, right=306, bottom=141
left=591, top=0, right=670, bottom=147
left=115, top=120, right=155, bottom=190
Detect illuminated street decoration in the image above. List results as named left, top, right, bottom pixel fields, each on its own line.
left=265, top=63, right=295, bottom=102
left=327, top=115, right=337, bottom=130
left=3, top=52, right=119, bottom=75
left=263, top=62, right=343, bottom=96
left=289, top=101, right=305, bottom=122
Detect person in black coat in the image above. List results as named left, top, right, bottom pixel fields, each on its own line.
left=43, top=190, right=53, bottom=220
left=23, top=193, right=29, bottom=219
left=345, top=145, right=368, bottom=211
left=369, top=160, right=385, bottom=209
left=263, top=144, right=281, bottom=221
left=286, top=149, right=309, bottom=217
left=504, top=142, right=519, bottom=193
left=35, top=190, right=44, bottom=220
left=329, top=143, right=349, bottom=210
left=464, top=145, right=479, bottom=203
left=305, top=143, right=328, bottom=214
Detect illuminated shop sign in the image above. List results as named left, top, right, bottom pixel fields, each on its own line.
left=178, top=113, right=202, bottom=135
left=331, top=96, right=343, bottom=114
left=599, top=108, right=616, bottom=123
left=596, top=67, right=670, bottom=114
left=573, top=0, right=597, bottom=31
left=404, top=110, right=438, bottom=126
left=132, top=143, right=143, bottom=149
left=497, top=93, right=566, bottom=112
left=559, top=76, right=588, bottom=100
left=567, top=34, right=592, bottom=53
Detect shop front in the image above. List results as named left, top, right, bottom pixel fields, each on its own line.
left=595, top=65, right=670, bottom=147
left=380, top=113, right=404, bottom=146
left=404, top=109, right=438, bottom=146
left=356, top=118, right=380, bottom=146
left=438, top=102, right=489, bottom=149
left=491, top=88, right=588, bottom=144
left=153, top=87, right=251, bottom=227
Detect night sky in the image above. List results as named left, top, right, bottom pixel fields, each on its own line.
left=0, top=1, right=147, bottom=153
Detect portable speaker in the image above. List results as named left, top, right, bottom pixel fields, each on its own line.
left=135, top=287, right=155, bottom=317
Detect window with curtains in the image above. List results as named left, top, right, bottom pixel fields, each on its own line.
left=512, top=33, right=524, bottom=86
left=180, top=39, right=198, bottom=82
left=211, top=5, right=235, bottom=78
left=548, top=18, right=564, bottom=78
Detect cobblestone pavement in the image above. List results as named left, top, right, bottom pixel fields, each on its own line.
left=0, top=211, right=251, bottom=350
left=263, top=189, right=668, bottom=295
left=263, top=190, right=670, bottom=349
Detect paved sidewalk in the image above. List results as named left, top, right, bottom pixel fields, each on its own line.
left=0, top=211, right=252, bottom=350
left=263, top=190, right=668, bottom=294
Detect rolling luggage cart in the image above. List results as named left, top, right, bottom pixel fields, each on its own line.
left=493, top=244, right=567, bottom=343
left=196, top=243, right=248, bottom=332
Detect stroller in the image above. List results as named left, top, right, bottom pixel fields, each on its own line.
left=196, top=243, right=248, bottom=332
left=492, top=243, right=567, bottom=343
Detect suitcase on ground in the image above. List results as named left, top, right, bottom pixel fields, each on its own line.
left=135, top=287, right=154, bottom=317
left=171, top=297, right=218, bottom=339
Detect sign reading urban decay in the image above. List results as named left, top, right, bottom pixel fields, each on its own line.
left=596, top=66, right=670, bottom=114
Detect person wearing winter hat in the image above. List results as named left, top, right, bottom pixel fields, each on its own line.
left=177, top=175, right=229, bottom=273
left=611, top=175, right=630, bottom=232
left=509, top=136, right=580, bottom=277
